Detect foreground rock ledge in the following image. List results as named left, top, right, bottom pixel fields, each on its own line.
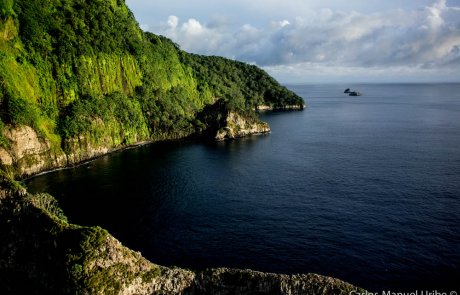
left=0, top=177, right=364, bottom=294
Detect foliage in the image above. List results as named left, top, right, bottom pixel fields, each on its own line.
left=0, top=119, right=8, bottom=148
left=182, top=53, right=304, bottom=110
left=0, top=0, right=304, bottom=167
left=60, top=92, right=149, bottom=149
left=0, top=2, right=306, bottom=293
left=0, top=0, right=15, bottom=18
left=29, top=193, right=68, bottom=223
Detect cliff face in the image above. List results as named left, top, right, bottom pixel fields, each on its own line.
left=0, top=109, right=272, bottom=177
left=0, top=125, right=66, bottom=175
left=0, top=124, right=146, bottom=176
left=0, top=178, right=362, bottom=294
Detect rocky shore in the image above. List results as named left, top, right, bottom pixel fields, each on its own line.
left=0, top=102, right=273, bottom=178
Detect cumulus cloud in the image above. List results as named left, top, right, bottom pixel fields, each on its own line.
left=153, top=0, right=460, bottom=81
left=167, top=15, right=178, bottom=29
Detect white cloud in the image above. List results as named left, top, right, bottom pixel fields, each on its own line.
left=426, top=0, right=447, bottom=29
left=149, top=0, right=460, bottom=82
left=181, top=19, right=204, bottom=35
left=272, top=20, right=290, bottom=29
left=167, top=15, right=179, bottom=29
left=263, top=62, right=460, bottom=83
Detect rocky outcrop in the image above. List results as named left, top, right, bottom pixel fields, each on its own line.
left=188, top=268, right=359, bottom=295
left=63, top=134, right=114, bottom=166
left=197, top=99, right=271, bottom=141
left=0, top=125, right=66, bottom=176
left=214, top=111, right=270, bottom=141
left=0, top=180, right=193, bottom=294
left=0, top=110, right=269, bottom=177
left=0, top=124, right=152, bottom=178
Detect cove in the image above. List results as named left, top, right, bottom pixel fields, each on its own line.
left=26, top=83, right=460, bottom=292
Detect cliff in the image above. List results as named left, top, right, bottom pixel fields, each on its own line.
left=0, top=175, right=363, bottom=294
left=0, top=0, right=304, bottom=178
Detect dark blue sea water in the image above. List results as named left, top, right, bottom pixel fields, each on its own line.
left=26, top=83, right=460, bottom=292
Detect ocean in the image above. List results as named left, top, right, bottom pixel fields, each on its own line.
left=26, top=83, right=460, bottom=291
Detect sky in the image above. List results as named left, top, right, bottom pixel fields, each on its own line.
left=125, top=0, right=460, bottom=83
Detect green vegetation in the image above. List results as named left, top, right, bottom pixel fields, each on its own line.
left=0, top=171, right=162, bottom=294
left=0, top=0, right=15, bottom=18
left=59, top=92, right=150, bottom=151
left=182, top=54, right=304, bottom=110
left=0, top=0, right=303, bottom=173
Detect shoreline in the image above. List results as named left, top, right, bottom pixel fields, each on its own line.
left=21, top=140, right=155, bottom=181
left=21, top=131, right=267, bottom=181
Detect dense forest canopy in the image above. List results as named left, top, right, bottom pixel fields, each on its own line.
left=0, top=0, right=304, bottom=160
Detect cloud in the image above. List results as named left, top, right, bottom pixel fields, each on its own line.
left=152, top=0, right=460, bottom=81
left=167, top=15, right=178, bottom=29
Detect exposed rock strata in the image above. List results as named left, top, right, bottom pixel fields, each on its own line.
left=0, top=125, right=127, bottom=177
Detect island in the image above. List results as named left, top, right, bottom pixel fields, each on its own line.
left=344, top=88, right=362, bottom=96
